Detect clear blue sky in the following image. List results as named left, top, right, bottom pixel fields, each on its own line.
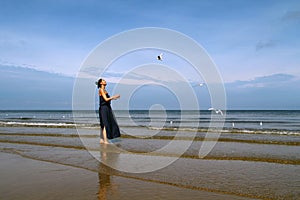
left=1, top=0, right=300, bottom=109
left=1, top=0, right=299, bottom=80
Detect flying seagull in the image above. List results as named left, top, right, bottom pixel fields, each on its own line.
left=192, top=83, right=205, bottom=87
left=208, top=107, right=224, bottom=116
left=197, top=83, right=205, bottom=87
left=157, top=53, right=163, bottom=61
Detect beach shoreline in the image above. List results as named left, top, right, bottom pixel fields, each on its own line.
left=1, top=136, right=299, bottom=199
left=1, top=110, right=300, bottom=199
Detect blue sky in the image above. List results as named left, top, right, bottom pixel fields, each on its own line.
left=1, top=0, right=300, bottom=109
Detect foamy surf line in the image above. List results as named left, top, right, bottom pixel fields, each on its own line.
left=0, top=121, right=77, bottom=128
left=1, top=121, right=300, bottom=136
left=149, top=126, right=300, bottom=136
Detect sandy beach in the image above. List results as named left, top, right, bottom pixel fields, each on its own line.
left=1, top=110, right=300, bottom=199
left=1, top=130, right=299, bottom=199
left=0, top=152, right=98, bottom=200
left=1, top=149, right=256, bottom=200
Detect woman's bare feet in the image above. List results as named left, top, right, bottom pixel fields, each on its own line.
left=100, top=139, right=110, bottom=144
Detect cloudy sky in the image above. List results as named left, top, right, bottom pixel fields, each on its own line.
left=1, top=0, right=300, bottom=109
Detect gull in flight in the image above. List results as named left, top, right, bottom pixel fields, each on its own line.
left=192, top=83, right=205, bottom=87
left=157, top=53, right=163, bottom=61
left=208, top=107, right=224, bottom=116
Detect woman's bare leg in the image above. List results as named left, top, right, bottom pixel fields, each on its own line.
left=101, top=127, right=109, bottom=144
left=100, top=127, right=104, bottom=143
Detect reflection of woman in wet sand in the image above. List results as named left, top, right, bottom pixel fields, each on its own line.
left=97, top=78, right=121, bottom=144
left=97, top=144, right=118, bottom=200
left=98, top=162, right=111, bottom=200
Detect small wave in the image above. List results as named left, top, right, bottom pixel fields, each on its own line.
left=149, top=126, right=199, bottom=132
left=6, top=117, right=34, bottom=120
left=0, top=121, right=77, bottom=128
left=0, top=120, right=104, bottom=129
left=224, top=128, right=300, bottom=136
left=148, top=126, right=300, bottom=136
left=1, top=120, right=300, bottom=136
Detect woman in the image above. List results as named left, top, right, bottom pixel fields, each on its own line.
left=97, top=78, right=121, bottom=144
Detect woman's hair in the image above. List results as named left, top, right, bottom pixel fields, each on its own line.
left=97, top=78, right=103, bottom=88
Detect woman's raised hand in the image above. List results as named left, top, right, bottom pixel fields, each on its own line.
left=113, top=94, right=120, bottom=100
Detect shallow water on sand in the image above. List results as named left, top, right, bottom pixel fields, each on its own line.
left=0, top=120, right=300, bottom=199
left=1, top=138, right=300, bottom=199
left=1, top=151, right=256, bottom=200
left=0, top=152, right=98, bottom=200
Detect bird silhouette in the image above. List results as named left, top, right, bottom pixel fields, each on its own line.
left=157, top=53, right=163, bottom=61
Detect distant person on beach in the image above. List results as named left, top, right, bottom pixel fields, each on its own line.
left=97, top=78, right=121, bottom=144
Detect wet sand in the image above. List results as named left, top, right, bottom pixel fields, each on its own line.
left=1, top=141, right=300, bottom=199
left=0, top=151, right=254, bottom=200
left=0, top=126, right=300, bottom=199
left=0, top=152, right=98, bottom=200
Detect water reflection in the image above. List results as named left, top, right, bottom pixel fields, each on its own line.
left=97, top=144, right=119, bottom=200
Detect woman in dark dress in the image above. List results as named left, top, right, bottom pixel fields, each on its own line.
left=97, top=79, right=121, bottom=144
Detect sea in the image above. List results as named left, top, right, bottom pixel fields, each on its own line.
left=0, top=110, right=300, bottom=135
left=1, top=109, right=300, bottom=151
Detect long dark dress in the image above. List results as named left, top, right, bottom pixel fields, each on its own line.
left=99, top=93, right=121, bottom=139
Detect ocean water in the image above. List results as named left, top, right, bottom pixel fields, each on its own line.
left=1, top=109, right=299, bottom=148
left=0, top=110, right=300, bottom=135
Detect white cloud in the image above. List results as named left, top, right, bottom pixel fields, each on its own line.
left=227, top=73, right=297, bottom=89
